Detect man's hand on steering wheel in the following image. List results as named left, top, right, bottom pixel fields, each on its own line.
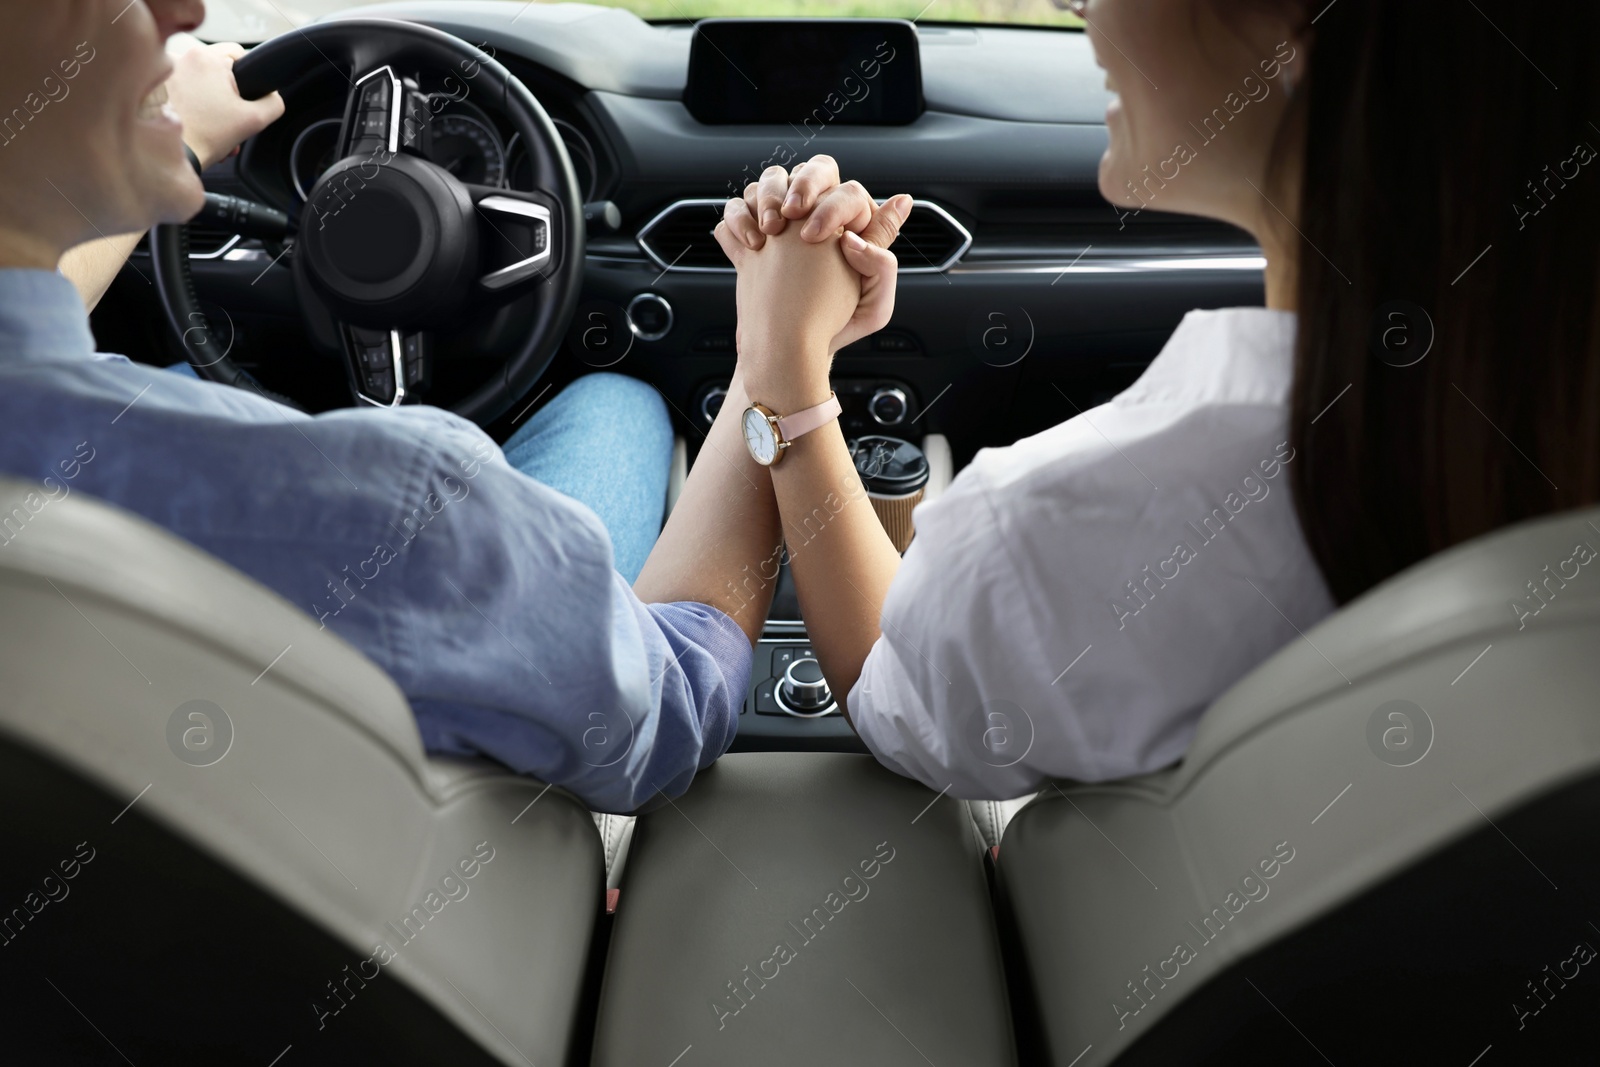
left=167, top=39, right=287, bottom=169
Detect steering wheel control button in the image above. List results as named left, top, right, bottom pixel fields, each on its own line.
left=777, top=658, right=834, bottom=717
left=401, top=333, right=430, bottom=390
left=348, top=327, right=405, bottom=406
left=351, top=67, right=402, bottom=154
left=359, top=75, right=391, bottom=113
left=626, top=293, right=674, bottom=342
left=869, top=386, right=910, bottom=426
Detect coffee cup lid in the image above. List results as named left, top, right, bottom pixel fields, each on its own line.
left=850, top=435, right=929, bottom=493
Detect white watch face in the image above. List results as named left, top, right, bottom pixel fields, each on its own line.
left=742, top=407, right=778, bottom=465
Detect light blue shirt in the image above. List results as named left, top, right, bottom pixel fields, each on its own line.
left=0, top=269, right=748, bottom=813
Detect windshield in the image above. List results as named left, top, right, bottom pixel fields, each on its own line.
left=198, top=0, right=1083, bottom=43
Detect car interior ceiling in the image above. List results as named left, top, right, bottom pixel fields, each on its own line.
left=6, top=4, right=1598, bottom=1067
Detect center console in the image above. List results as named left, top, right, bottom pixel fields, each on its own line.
left=737, top=624, right=862, bottom=752
left=726, top=433, right=951, bottom=754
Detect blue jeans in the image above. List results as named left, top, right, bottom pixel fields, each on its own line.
left=500, top=373, right=672, bottom=583
left=167, top=366, right=672, bottom=583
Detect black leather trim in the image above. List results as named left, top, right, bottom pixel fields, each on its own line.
left=0, top=735, right=506, bottom=1065
left=1109, top=771, right=1600, bottom=1066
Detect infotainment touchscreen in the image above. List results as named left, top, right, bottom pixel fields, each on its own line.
left=684, top=19, right=923, bottom=126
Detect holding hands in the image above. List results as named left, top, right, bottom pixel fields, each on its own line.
left=713, top=155, right=912, bottom=411
left=696, top=156, right=914, bottom=716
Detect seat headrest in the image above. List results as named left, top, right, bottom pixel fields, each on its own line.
left=1180, top=505, right=1600, bottom=787
left=0, top=476, right=427, bottom=777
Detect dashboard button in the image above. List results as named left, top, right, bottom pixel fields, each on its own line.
left=870, top=387, right=909, bottom=426
left=626, top=293, right=673, bottom=342
left=754, top=679, right=782, bottom=715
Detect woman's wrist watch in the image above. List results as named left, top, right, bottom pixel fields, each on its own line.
left=742, top=392, right=842, bottom=466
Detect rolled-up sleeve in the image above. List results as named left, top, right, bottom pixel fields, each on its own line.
left=411, top=591, right=750, bottom=814
left=848, top=467, right=1079, bottom=801
left=339, top=418, right=751, bottom=814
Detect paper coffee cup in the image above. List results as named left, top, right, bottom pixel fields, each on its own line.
left=851, top=436, right=929, bottom=554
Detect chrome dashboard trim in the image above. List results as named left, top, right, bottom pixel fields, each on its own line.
left=188, top=234, right=243, bottom=261
left=892, top=199, right=974, bottom=275
left=946, top=255, right=1267, bottom=275
left=635, top=197, right=975, bottom=275
left=634, top=197, right=732, bottom=275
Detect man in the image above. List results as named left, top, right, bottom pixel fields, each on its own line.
left=0, top=0, right=794, bottom=813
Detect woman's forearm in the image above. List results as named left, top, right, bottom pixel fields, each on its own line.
left=745, top=346, right=903, bottom=718
left=634, top=370, right=786, bottom=645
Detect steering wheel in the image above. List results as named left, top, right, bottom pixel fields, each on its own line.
left=150, top=19, right=585, bottom=425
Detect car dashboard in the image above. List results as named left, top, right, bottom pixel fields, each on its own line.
left=92, top=1, right=1266, bottom=748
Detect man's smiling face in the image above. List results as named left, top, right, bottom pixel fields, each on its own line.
left=0, top=1, right=209, bottom=264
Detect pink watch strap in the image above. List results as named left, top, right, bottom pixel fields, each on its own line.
left=775, top=392, right=843, bottom=444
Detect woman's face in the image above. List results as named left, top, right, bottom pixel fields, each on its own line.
left=0, top=1, right=206, bottom=259
left=1082, top=0, right=1304, bottom=237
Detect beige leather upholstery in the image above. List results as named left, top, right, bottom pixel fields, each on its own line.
left=997, top=506, right=1600, bottom=1065
left=0, top=479, right=604, bottom=1066
left=593, top=752, right=1018, bottom=1065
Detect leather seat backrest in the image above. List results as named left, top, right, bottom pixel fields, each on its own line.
left=996, top=506, right=1600, bottom=1065
left=0, top=478, right=603, bottom=1066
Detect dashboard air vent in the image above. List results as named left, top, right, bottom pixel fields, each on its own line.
left=637, top=198, right=971, bottom=274
left=890, top=202, right=972, bottom=274
left=135, top=224, right=241, bottom=260
left=635, top=199, right=731, bottom=272
left=187, top=225, right=242, bottom=258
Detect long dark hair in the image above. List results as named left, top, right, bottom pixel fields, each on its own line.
left=1281, top=1, right=1600, bottom=603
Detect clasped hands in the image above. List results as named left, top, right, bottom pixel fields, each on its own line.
left=712, top=156, right=911, bottom=412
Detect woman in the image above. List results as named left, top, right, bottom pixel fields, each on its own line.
left=706, top=0, right=1600, bottom=799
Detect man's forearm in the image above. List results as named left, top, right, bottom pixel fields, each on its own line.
left=59, top=232, right=144, bottom=312
left=634, top=370, right=786, bottom=645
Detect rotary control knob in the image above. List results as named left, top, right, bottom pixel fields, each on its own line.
left=626, top=292, right=673, bottom=342
left=869, top=386, right=909, bottom=426
left=779, top=658, right=833, bottom=716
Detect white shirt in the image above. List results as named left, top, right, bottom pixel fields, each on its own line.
left=850, top=307, right=1336, bottom=800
